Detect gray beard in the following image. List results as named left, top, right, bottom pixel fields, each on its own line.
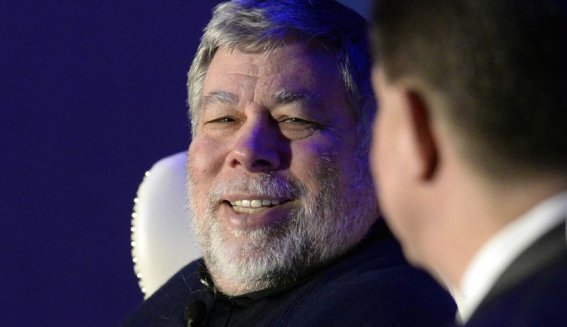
left=188, top=159, right=376, bottom=295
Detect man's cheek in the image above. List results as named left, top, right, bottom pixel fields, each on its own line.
left=188, top=142, right=223, bottom=179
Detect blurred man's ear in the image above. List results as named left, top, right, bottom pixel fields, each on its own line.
left=405, top=90, right=438, bottom=181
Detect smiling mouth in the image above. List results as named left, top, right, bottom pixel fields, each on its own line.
left=228, top=199, right=286, bottom=214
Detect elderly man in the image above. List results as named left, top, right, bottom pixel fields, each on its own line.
left=370, top=0, right=567, bottom=325
left=124, top=1, right=454, bottom=326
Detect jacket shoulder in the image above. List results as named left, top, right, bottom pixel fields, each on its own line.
left=466, top=257, right=567, bottom=326
left=285, top=234, right=456, bottom=327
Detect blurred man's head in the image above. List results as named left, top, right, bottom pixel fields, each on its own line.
left=186, top=0, right=377, bottom=296
left=369, top=0, right=567, bottom=282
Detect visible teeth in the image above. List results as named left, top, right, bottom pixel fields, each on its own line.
left=230, top=199, right=282, bottom=207
left=233, top=207, right=261, bottom=214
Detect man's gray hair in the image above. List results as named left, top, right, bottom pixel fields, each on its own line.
left=187, top=0, right=374, bottom=152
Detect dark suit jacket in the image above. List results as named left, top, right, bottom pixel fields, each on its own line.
left=465, top=220, right=567, bottom=326
left=123, top=220, right=456, bottom=326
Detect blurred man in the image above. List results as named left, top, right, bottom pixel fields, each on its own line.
left=370, top=0, right=567, bottom=325
left=124, top=0, right=455, bottom=326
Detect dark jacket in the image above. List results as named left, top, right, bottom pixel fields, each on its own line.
left=464, top=221, right=567, bottom=326
left=123, top=221, right=456, bottom=326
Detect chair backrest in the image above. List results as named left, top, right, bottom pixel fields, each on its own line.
left=130, top=151, right=202, bottom=298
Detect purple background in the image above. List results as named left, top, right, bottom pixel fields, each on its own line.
left=1, top=1, right=369, bottom=326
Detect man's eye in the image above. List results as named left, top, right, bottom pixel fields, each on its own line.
left=279, top=118, right=320, bottom=139
left=206, top=116, right=236, bottom=124
left=201, top=116, right=240, bottom=136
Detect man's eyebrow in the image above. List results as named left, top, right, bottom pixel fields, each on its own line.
left=201, top=91, right=239, bottom=107
left=273, top=89, right=321, bottom=105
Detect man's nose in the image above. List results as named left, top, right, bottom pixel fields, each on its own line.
left=227, top=116, right=284, bottom=172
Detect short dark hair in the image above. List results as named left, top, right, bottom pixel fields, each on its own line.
left=371, top=0, right=567, bottom=177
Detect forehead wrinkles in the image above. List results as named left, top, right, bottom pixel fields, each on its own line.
left=229, top=60, right=297, bottom=106
left=204, top=47, right=321, bottom=109
left=256, top=58, right=317, bottom=103
left=234, top=61, right=261, bottom=77
left=215, top=62, right=258, bottom=107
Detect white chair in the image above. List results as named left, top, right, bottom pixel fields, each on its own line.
left=130, top=151, right=202, bottom=298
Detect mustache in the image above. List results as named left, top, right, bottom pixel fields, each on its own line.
left=208, top=173, right=306, bottom=204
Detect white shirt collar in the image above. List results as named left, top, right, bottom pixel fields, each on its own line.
left=456, top=190, right=567, bottom=324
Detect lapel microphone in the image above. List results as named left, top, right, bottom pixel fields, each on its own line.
left=185, top=300, right=207, bottom=327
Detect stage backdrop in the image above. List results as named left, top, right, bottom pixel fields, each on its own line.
left=0, top=1, right=370, bottom=326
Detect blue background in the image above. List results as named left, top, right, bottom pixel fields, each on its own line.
left=1, top=1, right=370, bottom=326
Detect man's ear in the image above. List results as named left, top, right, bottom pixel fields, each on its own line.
left=405, top=90, right=438, bottom=180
